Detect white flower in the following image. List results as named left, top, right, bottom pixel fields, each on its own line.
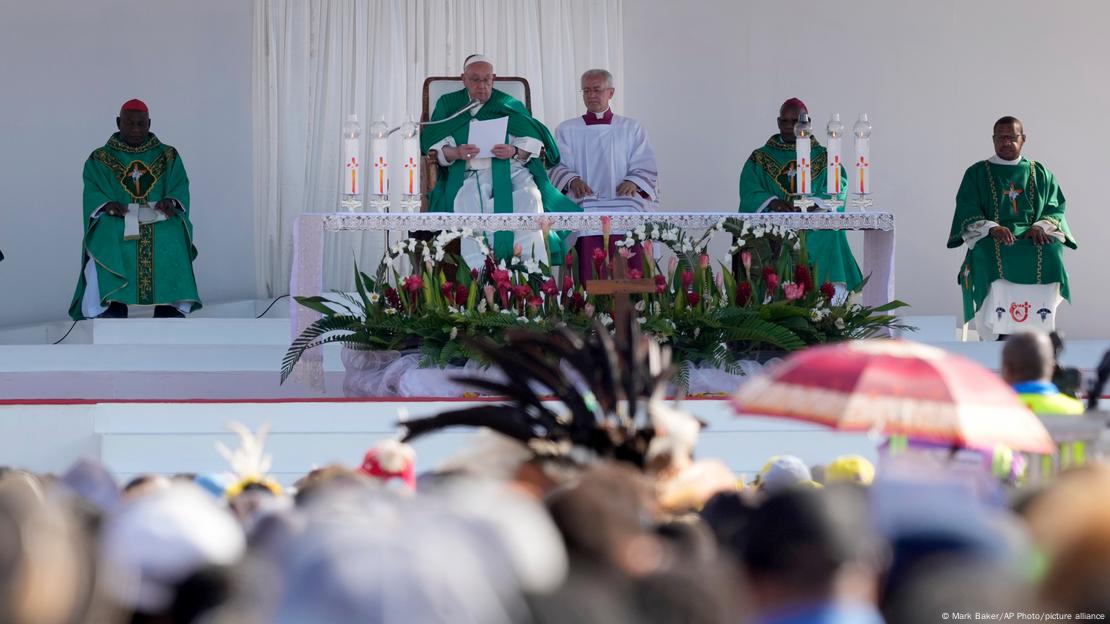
left=523, top=259, right=541, bottom=274
left=517, top=316, right=530, bottom=324
left=634, top=300, right=646, bottom=312
left=462, top=227, right=473, bottom=237
left=477, top=299, right=488, bottom=313
left=637, top=317, right=646, bottom=325
left=384, top=307, right=397, bottom=315
left=501, top=309, right=514, bottom=315
left=635, top=225, right=646, bottom=238
left=449, top=327, right=458, bottom=340
left=835, top=318, right=846, bottom=330
left=693, top=327, right=700, bottom=338
left=652, top=302, right=661, bottom=315
left=598, top=313, right=613, bottom=327
left=368, top=292, right=381, bottom=304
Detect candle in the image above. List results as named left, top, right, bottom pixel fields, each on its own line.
left=401, top=118, right=420, bottom=196
left=793, top=113, right=813, bottom=196
left=342, top=114, right=361, bottom=196
left=369, top=117, right=389, bottom=196
left=826, top=113, right=844, bottom=196
left=853, top=113, right=872, bottom=195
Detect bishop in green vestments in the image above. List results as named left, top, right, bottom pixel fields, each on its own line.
left=421, top=55, right=579, bottom=265
left=69, top=100, right=200, bottom=320
left=738, top=98, right=863, bottom=290
left=947, top=116, right=1074, bottom=337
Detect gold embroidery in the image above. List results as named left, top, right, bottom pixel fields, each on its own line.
left=107, top=133, right=162, bottom=154
left=137, top=223, right=154, bottom=304
left=91, top=149, right=126, bottom=177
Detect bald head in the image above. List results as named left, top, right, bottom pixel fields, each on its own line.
left=1002, top=332, right=1055, bottom=384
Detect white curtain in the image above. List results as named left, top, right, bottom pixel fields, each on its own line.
left=252, top=0, right=623, bottom=296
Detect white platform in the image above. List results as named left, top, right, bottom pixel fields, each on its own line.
left=0, top=303, right=1106, bottom=483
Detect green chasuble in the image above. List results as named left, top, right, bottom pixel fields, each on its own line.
left=738, top=135, right=863, bottom=289
left=69, top=133, right=200, bottom=319
left=420, top=88, right=580, bottom=262
left=946, top=158, right=1075, bottom=322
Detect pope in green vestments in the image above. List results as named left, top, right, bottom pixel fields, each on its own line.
left=947, top=117, right=1075, bottom=327
left=69, top=100, right=200, bottom=319
left=738, top=100, right=863, bottom=289
left=421, top=56, right=579, bottom=264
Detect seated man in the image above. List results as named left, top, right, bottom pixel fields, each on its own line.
left=1001, top=332, right=1083, bottom=415
left=69, top=99, right=200, bottom=319
left=947, top=116, right=1075, bottom=341
left=550, top=69, right=658, bottom=282
left=739, top=98, right=862, bottom=295
left=421, top=54, right=578, bottom=266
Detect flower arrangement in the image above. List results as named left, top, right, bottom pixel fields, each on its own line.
left=281, top=219, right=909, bottom=385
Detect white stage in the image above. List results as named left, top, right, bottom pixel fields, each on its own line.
left=0, top=301, right=1107, bottom=484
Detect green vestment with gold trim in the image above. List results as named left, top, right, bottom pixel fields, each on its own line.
left=946, top=158, right=1075, bottom=323
left=738, top=135, right=863, bottom=289
left=69, top=133, right=200, bottom=319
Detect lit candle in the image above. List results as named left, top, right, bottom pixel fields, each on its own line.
left=369, top=117, right=389, bottom=196
left=793, top=113, right=813, bottom=196
left=342, top=114, right=361, bottom=196
left=853, top=113, right=872, bottom=195
left=826, top=113, right=843, bottom=196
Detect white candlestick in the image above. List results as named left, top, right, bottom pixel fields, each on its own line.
left=795, top=136, right=812, bottom=196
left=826, top=136, right=842, bottom=196
left=370, top=135, right=389, bottom=196
left=342, top=114, right=361, bottom=196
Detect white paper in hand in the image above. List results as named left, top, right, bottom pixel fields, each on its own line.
left=469, top=116, right=509, bottom=158
left=122, top=202, right=170, bottom=241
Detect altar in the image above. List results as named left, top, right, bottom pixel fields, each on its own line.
left=288, top=211, right=895, bottom=391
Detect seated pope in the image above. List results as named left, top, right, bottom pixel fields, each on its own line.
left=550, top=68, right=659, bottom=283
left=421, top=54, right=579, bottom=267
left=738, top=98, right=862, bottom=297
left=69, top=99, right=200, bottom=320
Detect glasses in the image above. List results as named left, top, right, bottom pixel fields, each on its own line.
left=464, top=76, right=494, bottom=86
left=579, top=87, right=612, bottom=96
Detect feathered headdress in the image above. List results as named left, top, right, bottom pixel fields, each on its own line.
left=217, top=421, right=283, bottom=498
left=400, top=317, right=701, bottom=470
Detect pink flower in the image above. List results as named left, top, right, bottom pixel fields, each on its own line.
left=741, top=251, right=752, bottom=277
left=681, top=270, right=694, bottom=291
left=655, top=274, right=667, bottom=294
left=686, top=292, right=700, bottom=306
left=667, top=256, right=679, bottom=277
left=513, top=243, right=523, bottom=257
left=765, top=273, right=780, bottom=293
left=698, top=254, right=710, bottom=270
left=618, top=246, right=632, bottom=260
left=403, top=275, right=423, bottom=294
left=441, top=281, right=456, bottom=304
left=642, top=240, right=654, bottom=258
left=715, top=272, right=724, bottom=294
left=600, top=215, right=612, bottom=237
left=783, top=282, right=805, bottom=301
left=541, top=278, right=558, bottom=296
left=483, top=284, right=496, bottom=307
left=628, top=268, right=643, bottom=280
left=584, top=303, right=595, bottom=317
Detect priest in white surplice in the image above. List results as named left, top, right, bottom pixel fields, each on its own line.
left=549, top=69, right=659, bottom=281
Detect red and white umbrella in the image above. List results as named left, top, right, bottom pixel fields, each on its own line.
left=731, top=339, right=1056, bottom=455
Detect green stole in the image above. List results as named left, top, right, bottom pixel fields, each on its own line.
left=738, top=135, right=862, bottom=289
left=69, top=133, right=200, bottom=319
left=947, top=158, right=1075, bottom=322
left=421, top=88, right=579, bottom=262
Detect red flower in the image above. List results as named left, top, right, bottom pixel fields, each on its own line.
left=569, top=291, right=585, bottom=311
left=491, top=269, right=512, bottom=287
left=528, top=296, right=543, bottom=309
left=736, top=282, right=752, bottom=307
left=384, top=287, right=401, bottom=308
left=484, top=257, right=497, bottom=275
left=681, top=270, right=694, bottom=291
left=456, top=283, right=469, bottom=305
left=762, top=267, right=780, bottom=293
left=403, top=275, right=423, bottom=294
left=698, top=254, right=710, bottom=269
left=686, top=292, right=700, bottom=306
left=655, top=274, right=667, bottom=294
left=592, top=247, right=606, bottom=267
left=441, top=281, right=456, bottom=303
left=541, top=278, right=558, bottom=296
left=628, top=268, right=643, bottom=280
left=562, top=275, right=574, bottom=293
left=565, top=251, right=575, bottom=268
left=470, top=268, right=479, bottom=281
left=794, top=265, right=814, bottom=293
left=820, top=281, right=836, bottom=301
left=512, top=283, right=533, bottom=301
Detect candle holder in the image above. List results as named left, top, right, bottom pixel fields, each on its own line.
left=792, top=113, right=815, bottom=212
left=851, top=113, right=873, bottom=211
left=399, top=117, right=421, bottom=214
left=819, top=113, right=844, bottom=213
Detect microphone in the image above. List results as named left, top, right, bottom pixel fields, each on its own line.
left=421, top=98, right=481, bottom=127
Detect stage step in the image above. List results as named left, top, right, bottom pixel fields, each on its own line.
left=897, top=315, right=959, bottom=342
left=87, top=318, right=290, bottom=345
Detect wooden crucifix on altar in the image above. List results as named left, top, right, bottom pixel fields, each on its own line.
left=585, top=260, right=656, bottom=344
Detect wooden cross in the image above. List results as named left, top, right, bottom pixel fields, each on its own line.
left=585, top=257, right=656, bottom=343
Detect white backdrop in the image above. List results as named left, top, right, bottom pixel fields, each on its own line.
left=0, top=0, right=254, bottom=328
left=623, top=0, right=1109, bottom=340
left=252, top=0, right=623, bottom=296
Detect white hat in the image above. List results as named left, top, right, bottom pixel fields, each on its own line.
left=463, top=54, right=493, bottom=71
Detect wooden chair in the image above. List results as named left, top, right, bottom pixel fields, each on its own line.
left=419, top=76, right=533, bottom=213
